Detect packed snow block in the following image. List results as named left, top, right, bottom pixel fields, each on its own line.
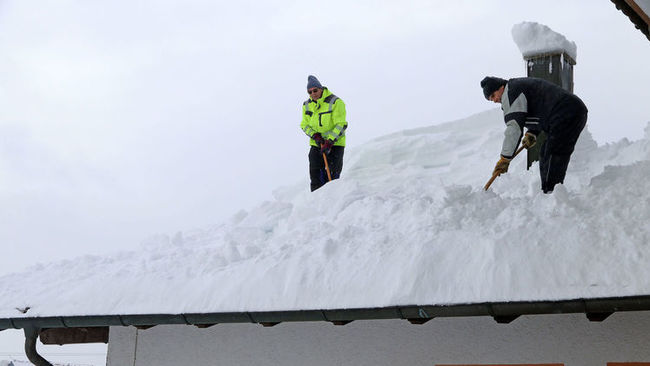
left=512, top=22, right=577, bottom=63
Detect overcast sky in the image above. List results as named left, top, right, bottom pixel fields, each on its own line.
left=0, top=0, right=649, bottom=363
left=1, top=0, right=649, bottom=275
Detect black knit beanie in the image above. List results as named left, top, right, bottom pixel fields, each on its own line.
left=480, top=76, right=507, bottom=99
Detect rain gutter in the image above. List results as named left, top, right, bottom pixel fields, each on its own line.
left=3, top=295, right=650, bottom=331
left=3, top=295, right=650, bottom=364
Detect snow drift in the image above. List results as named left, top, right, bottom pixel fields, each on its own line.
left=1, top=109, right=650, bottom=318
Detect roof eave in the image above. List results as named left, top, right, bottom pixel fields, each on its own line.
left=3, top=294, right=650, bottom=333
left=611, top=0, right=650, bottom=41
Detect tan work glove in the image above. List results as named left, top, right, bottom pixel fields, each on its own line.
left=492, top=156, right=511, bottom=176
left=521, top=132, right=537, bottom=149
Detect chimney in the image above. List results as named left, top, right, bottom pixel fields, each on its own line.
left=524, top=51, right=575, bottom=93
left=511, top=22, right=577, bottom=168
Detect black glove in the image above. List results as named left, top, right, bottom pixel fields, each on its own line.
left=320, top=139, right=334, bottom=154
left=312, top=133, right=324, bottom=146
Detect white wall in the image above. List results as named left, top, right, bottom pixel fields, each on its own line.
left=107, top=311, right=650, bottom=366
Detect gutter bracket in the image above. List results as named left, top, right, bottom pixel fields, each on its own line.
left=493, top=315, right=520, bottom=324
left=24, top=326, right=54, bottom=366
left=586, top=311, right=613, bottom=322
left=407, top=318, right=432, bottom=325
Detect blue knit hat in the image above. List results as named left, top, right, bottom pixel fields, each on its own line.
left=307, top=75, right=323, bottom=90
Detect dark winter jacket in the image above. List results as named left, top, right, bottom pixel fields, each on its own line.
left=500, top=77, right=587, bottom=158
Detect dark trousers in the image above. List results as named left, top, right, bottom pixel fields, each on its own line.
left=309, top=145, right=344, bottom=191
left=539, top=97, right=588, bottom=193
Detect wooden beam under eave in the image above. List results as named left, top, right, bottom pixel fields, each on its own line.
left=407, top=318, right=432, bottom=325
left=259, top=322, right=281, bottom=327
left=330, top=320, right=353, bottom=326
left=135, top=325, right=156, bottom=330
left=40, top=327, right=109, bottom=345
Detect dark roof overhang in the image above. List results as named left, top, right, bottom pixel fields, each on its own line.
left=611, top=0, right=650, bottom=41
left=5, top=295, right=650, bottom=365
left=3, top=294, right=650, bottom=333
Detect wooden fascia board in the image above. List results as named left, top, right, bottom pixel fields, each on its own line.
left=625, top=0, right=650, bottom=27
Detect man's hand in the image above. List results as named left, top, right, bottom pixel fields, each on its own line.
left=320, top=139, right=334, bottom=154
left=521, top=132, right=537, bottom=149
left=312, top=133, right=324, bottom=146
left=492, top=156, right=511, bottom=176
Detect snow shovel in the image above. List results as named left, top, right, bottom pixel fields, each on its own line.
left=483, top=145, right=525, bottom=191
left=323, top=152, right=332, bottom=182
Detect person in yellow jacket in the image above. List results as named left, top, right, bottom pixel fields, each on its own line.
left=300, top=75, right=348, bottom=191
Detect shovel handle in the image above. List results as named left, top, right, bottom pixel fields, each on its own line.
left=323, top=152, right=332, bottom=182
left=483, top=145, right=525, bottom=191
left=483, top=174, right=499, bottom=191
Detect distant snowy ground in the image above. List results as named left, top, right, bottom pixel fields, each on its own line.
left=1, top=109, right=649, bottom=318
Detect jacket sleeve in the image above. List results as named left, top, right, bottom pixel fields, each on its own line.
left=300, top=101, right=316, bottom=138
left=500, top=84, right=527, bottom=158
left=501, top=120, right=523, bottom=158
left=323, top=99, right=348, bottom=142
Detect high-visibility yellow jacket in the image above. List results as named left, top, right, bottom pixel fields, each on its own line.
left=300, top=88, right=347, bottom=147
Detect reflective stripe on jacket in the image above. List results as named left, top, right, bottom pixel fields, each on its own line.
left=300, top=88, right=347, bottom=147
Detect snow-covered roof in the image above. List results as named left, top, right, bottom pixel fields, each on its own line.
left=1, top=109, right=650, bottom=323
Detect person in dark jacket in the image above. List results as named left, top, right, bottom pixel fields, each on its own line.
left=480, top=76, right=588, bottom=193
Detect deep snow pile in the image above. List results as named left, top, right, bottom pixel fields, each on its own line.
left=1, top=109, right=650, bottom=318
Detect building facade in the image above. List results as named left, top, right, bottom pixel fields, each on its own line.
left=107, top=311, right=650, bottom=366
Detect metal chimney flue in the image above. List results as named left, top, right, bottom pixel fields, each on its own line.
left=524, top=51, right=576, bottom=93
